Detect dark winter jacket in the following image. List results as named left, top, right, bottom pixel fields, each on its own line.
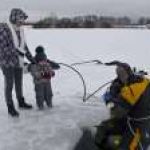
left=0, top=9, right=33, bottom=67
left=28, top=61, right=55, bottom=84
left=107, top=75, right=150, bottom=120
left=28, top=52, right=60, bottom=84
left=95, top=75, right=150, bottom=150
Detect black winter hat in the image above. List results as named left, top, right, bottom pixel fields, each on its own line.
left=9, top=8, right=28, bottom=24
left=35, top=46, right=44, bottom=54
left=35, top=46, right=47, bottom=63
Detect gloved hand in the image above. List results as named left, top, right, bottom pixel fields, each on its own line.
left=51, top=70, right=55, bottom=77
left=103, top=91, right=113, bottom=105
left=30, top=58, right=36, bottom=64
left=16, top=49, right=25, bottom=57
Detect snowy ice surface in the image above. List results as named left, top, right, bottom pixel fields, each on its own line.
left=0, top=28, right=150, bottom=150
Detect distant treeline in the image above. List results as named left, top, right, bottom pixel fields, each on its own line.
left=33, top=15, right=150, bottom=28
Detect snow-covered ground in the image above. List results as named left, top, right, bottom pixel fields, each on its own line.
left=0, top=28, right=150, bottom=150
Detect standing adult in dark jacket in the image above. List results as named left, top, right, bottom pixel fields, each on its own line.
left=0, top=8, right=33, bottom=117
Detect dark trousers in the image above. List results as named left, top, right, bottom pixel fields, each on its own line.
left=2, top=67, right=23, bottom=106
left=35, top=82, right=53, bottom=108
left=95, top=119, right=150, bottom=150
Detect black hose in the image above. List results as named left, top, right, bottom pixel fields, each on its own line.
left=85, top=80, right=112, bottom=101
left=59, top=63, right=87, bottom=102
left=71, top=60, right=102, bottom=66
left=58, top=62, right=112, bottom=102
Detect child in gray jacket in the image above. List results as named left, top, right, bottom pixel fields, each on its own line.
left=28, top=46, right=60, bottom=109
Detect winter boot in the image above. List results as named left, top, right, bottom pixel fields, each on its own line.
left=36, top=101, right=44, bottom=110
left=46, top=99, right=52, bottom=108
left=45, top=95, right=53, bottom=108
left=38, top=105, right=44, bottom=110
left=8, top=104, right=19, bottom=117
left=18, top=97, right=33, bottom=109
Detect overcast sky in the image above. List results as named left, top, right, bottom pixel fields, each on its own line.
left=0, top=0, right=150, bottom=21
